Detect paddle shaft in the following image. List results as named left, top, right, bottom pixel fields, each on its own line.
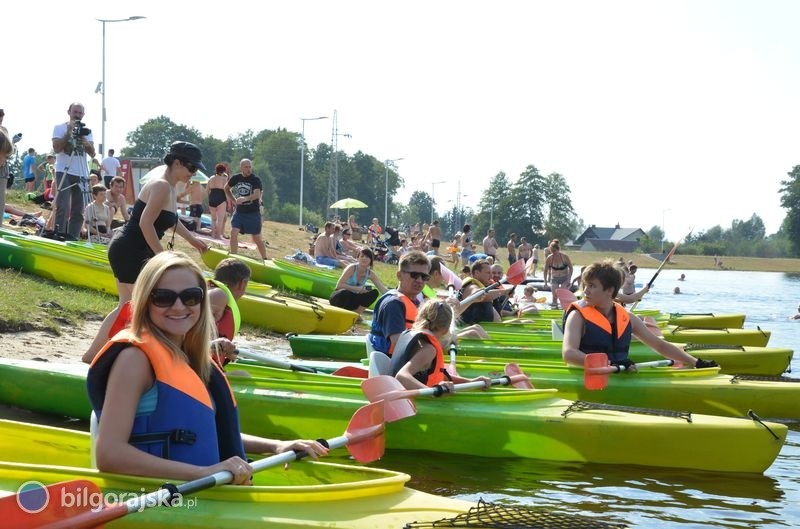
left=630, top=228, right=692, bottom=311
left=236, top=348, right=318, bottom=373
left=373, top=374, right=529, bottom=400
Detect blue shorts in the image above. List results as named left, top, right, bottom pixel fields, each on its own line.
left=231, top=211, right=262, bottom=235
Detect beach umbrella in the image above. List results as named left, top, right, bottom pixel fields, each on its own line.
left=329, top=197, right=368, bottom=220
left=139, top=164, right=209, bottom=184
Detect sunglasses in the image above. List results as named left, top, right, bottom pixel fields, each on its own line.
left=403, top=270, right=431, bottom=281
left=150, top=287, right=205, bottom=307
left=183, top=161, right=198, bottom=174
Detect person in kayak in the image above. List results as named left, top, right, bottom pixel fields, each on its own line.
left=368, top=250, right=430, bottom=355
left=87, top=251, right=328, bottom=484
left=562, top=261, right=719, bottom=372
left=390, top=299, right=490, bottom=392
left=207, top=258, right=252, bottom=367
left=458, top=259, right=507, bottom=325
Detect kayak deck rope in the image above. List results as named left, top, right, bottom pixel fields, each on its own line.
left=561, top=400, right=693, bottom=423
left=747, top=410, right=782, bottom=441
left=684, top=343, right=744, bottom=352
left=404, top=498, right=627, bottom=528
left=731, top=374, right=799, bottom=383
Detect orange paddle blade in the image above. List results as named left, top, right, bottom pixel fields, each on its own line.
left=555, top=288, right=577, bottom=309
left=345, top=402, right=386, bottom=463
left=503, top=363, right=535, bottom=389
left=360, top=376, right=417, bottom=421
left=584, top=352, right=610, bottom=391
left=506, top=259, right=527, bottom=285
left=5, top=480, right=105, bottom=529
left=331, top=366, right=369, bottom=378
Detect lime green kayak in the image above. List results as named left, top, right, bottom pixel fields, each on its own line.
left=662, top=325, right=771, bottom=347
left=202, top=249, right=344, bottom=300
left=0, top=420, right=502, bottom=529
left=0, top=359, right=786, bottom=473
left=286, top=333, right=792, bottom=376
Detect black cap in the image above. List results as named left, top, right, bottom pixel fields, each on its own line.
left=167, top=141, right=206, bottom=172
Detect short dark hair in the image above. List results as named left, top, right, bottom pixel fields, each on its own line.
left=470, top=259, right=490, bottom=275
left=214, top=258, right=251, bottom=288
left=581, top=260, right=623, bottom=298
left=399, top=250, right=429, bottom=271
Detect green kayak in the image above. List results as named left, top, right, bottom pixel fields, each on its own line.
left=0, top=359, right=786, bottom=473
left=286, top=333, right=792, bottom=376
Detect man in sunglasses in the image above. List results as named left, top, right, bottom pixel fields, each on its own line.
left=367, top=251, right=431, bottom=355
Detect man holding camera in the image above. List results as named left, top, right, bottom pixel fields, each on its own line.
left=0, top=108, right=23, bottom=227
left=52, top=102, right=96, bottom=239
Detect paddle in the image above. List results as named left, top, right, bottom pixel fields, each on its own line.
left=584, top=352, right=679, bottom=390
left=235, top=348, right=318, bottom=373
left=362, top=367, right=532, bottom=421
left=7, top=480, right=107, bottom=529
left=555, top=288, right=578, bottom=309
left=445, top=273, right=461, bottom=377
left=34, top=402, right=386, bottom=529
left=458, top=258, right=527, bottom=307
left=629, top=228, right=693, bottom=311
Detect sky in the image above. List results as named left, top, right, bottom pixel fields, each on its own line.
left=3, top=1, right=799, bottom=240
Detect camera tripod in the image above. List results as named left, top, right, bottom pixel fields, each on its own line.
left=52, top=136, right=95, bottom=241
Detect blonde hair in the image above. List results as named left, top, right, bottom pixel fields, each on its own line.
left=412, top=299, right=452, bottom=334
left=130, top=251, right=215, bottom=382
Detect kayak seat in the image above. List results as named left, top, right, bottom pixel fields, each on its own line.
left=368, top=351, right=392, bottom=378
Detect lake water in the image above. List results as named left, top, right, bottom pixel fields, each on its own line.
left=331, top=268, right=800, bottom=528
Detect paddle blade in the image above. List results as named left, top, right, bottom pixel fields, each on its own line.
left=5, top=480, right=106, bottom=529
left=331, top=366, right=369, bottom=378
left=584, top=353, right=610, bottom=391
left=555, top=288, right=577, bottom=309
left=345, top=402, right=386, bottom=463
left=360, top=375, right=417, bottom=421
left=504, top=363, right=534, bottom=389
left=505, top=259, right=527, bottom=285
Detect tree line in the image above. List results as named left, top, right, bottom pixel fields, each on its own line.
left=115, top=116, right=799, bottom=257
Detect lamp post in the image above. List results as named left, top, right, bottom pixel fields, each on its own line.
left=97, top=16, right=145, bottom=156
left=384, top=157, right=404, bottom=227
left=298, top=116, right=328, bottom=226
left=430, top=180, right=445, bottom=223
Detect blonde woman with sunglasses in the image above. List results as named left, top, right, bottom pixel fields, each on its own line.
left=87, top=252, right=327, bottom=483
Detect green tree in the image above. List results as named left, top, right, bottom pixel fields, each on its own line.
left=122, top=116, right=203, bottom=159
left=780, top=165, right=800, bottom=256
left=508, top=165, right=547, bottom=239
left=406, top=190, right=435, bottom=225
left=258, top=129, right=299, bottom=206
left=542, top=172, right=580, bottom=243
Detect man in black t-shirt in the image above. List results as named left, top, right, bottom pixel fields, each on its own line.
left=224, top=158, right=268, bottom=259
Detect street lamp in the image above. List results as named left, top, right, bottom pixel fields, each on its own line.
left=430, top=180, right=445, bottom=223
left=97, top=16, right=145, bottom=156
left=298, top=116, right=328, bottom=226
left=384, top=157, right=404, bottom=227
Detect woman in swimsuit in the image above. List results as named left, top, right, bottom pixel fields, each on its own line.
left=543, top=239, right=573, bottom=307
left=83, top=141, right=210, bottom=363
left=207, top=163, right=230, bottom=239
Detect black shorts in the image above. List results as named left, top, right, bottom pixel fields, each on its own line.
left=431, top=239, right=440, bottom=248
left=189, top=204, right=204, bottom=218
